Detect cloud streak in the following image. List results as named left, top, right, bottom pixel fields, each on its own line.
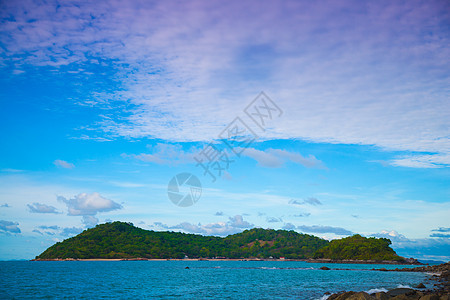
left=53, top=160, right=75, bottom=169
left=27, top=203, right=60, bottom=214
left=297, top=225, right=353, bottom=236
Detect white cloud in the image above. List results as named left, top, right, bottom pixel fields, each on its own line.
left=0, top=220, right=21, bottom=233
left=58, top=192, right=122, bottom=216
left=60, top=227, right=84, bottom=237
left=27, top=202, right=60, bottom=214
left=82, top=216, right=99, bottom=228
left=282, top=223, right=296, bottom=230
left=53, top=160, right=75, bottom=169
left=228, top=215, right=254, bottom=229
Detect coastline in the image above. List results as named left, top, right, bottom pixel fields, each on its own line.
left=31, top=258, right=421, bottom=264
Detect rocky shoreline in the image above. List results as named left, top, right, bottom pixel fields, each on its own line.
left=325, top=263, right=450, bottom=299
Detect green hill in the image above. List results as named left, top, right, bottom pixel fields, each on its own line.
left=314, top=234, right=404, bottom=261
left=35, top=221, right=404, bottom=262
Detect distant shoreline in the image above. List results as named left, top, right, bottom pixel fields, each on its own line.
left=31, top=258, right=421, bottom=264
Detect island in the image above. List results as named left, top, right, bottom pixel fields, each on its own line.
left=34, top=221, right=411, bottom=263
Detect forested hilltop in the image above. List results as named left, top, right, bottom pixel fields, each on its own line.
left=35, top=221, right=405, bottom=262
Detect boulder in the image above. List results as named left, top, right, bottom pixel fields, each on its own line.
left=415, top=283, right=426, bottom=289
left=346, top=292, right=376, bottom=300
left=320, top=266, right=331, bottom=270
left=419, top=295, right=440, bottom=300
left=373, top=292, right=389, bottom=300
left=387, top=288, right=416, bottom=297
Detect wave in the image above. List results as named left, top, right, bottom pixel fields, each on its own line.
left=365, top=287, right=388, bottom=294
left=397, top=284, right=412, bottom=289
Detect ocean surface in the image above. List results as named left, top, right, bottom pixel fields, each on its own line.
left=0, top=261, right=437, bottom=299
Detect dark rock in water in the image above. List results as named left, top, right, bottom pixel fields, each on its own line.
left=386, top=288, right=415, bottom=297
left=320, top=266, right=330, bottom=270
left=415, top=283, right=426, bottom=289
left=185, top=266, right=190, bottom=269
left=379, top=268, right=388, bottom=271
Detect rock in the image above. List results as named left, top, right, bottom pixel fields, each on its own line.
left=387, top=288, right=416, bottom=297
left=329, top=291, right=355, bottom=300
left=416, top=283, right=426, bottom=289
left=373, top=292, right=389, bottom=300
left=320, top=266, right=331, bottom=270
left=346, top=292, right=376, bottom=300
left=185, top=266, right=190, bottom=269
left=391, top=295, right=415, bottom=300
left=379, top=268, right=388, bottom=271
left=419, top=295, right=440, bottom=300
left=330, top=291, right=376, bottom=300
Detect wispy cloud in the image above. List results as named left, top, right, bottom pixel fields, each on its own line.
left=292, top=213, right=311, bottom=217
left=297, top=225, right=353, bottom=236
left=430, top=233, right=450, bottom=238
left=168, top=215, right=254, bottom=236
left=289, top=197, right=322, bottom=206
left=53, top=160, right=75, bottom=169
left=1, top=0, right=448, bottom=168
left=126, top=143, right=198, bottom=165
left=27, top=203, right=60, bottom=214
left=239, top=148, right=326, bottom=169
left=432, top=227, right=450, bottom=233
left=282, top=223, right=296, bottom=230
left=0, top=220, right=21, bottom=234
left=389, top=154, right=450, bottom=169
left=266, top=217, right=283, bottom=223
left=60, top=227, right=84, bottom=237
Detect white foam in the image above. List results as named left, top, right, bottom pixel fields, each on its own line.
left=366, top=287, right=388, bottom=294
left=317, top=295, right=330, bottom=300
left=397, top=284, right=412, bottom=288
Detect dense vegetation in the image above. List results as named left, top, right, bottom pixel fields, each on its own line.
left=36, top=222, right=404, bottom=262
left=314, top=234, right=404, bottom=261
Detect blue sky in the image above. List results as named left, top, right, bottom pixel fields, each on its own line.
left=0, top=0, right=449, bottom=261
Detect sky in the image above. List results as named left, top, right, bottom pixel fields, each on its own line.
left=0, top=0, right=449, bottom=261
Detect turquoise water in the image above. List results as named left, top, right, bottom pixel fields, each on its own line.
left=0, top=261, right=435, bottom=299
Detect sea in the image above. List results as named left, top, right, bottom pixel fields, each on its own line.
left=0, top=260, right=439, bottom=299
